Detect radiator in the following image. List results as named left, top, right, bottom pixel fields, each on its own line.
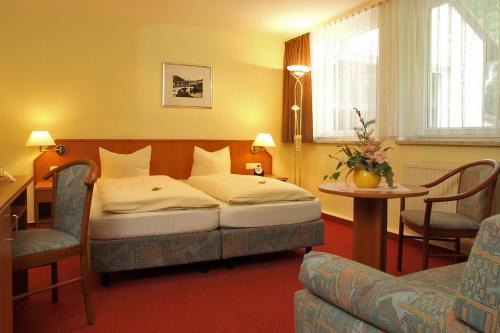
left=401, top=162, right=459, bottom=212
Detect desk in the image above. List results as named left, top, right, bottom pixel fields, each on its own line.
left=319, top=183, right=428, bottom=271
left=34, top=179, right=53, bottom=225
left=0, top=176, right=32, bottom=333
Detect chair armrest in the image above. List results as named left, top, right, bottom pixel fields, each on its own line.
left=299, top=252, right=473, bottom=332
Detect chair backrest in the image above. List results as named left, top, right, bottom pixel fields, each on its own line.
left=456, top=160, right=500, bottom=222
left=44, top=160, right=97, bottom=242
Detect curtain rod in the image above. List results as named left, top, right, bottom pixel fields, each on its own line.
left=325, top=0, right=389, bottom=25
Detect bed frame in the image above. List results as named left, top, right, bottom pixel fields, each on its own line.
left=33, top=139, right=324, bottom=284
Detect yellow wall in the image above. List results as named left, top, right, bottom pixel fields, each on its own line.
left=0, top=3, right=294, bottom=221
left=301, top=140, right=500, bottom=233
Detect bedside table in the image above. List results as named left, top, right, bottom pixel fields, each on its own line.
left=34, top=179, right=53, bottom=225
left=267, top=174, right=288, bottom=182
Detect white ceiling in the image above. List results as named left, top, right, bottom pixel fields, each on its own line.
left=14, top=0, right=367, bottom=40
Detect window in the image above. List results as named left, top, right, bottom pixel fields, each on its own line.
left=310, top=7, right=379, bottom=140
left=423, top=0, right=499, bottom=137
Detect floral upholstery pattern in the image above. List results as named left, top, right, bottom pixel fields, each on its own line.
left=53, top=164, right=92, bottom=240
left=454, top=215, right=500, bottom=332
left=90, top=230, right=221, bottom=273
left=400, top=210, right=480, bottom=230
left=295, top=289, right=382, bottom=333
left=457, top=165, right=494, bottom=222
left=12, top=229, right=79, bottom=258
left=298, top=252, right=474, bottom=332
left=220, top=219, right=324, bottom=259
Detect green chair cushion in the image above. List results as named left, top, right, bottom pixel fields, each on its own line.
left=401, top=210, right=480, bottom=230
left=12, top=229, right=79, bottom=258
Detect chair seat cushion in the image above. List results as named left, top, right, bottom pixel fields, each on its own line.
left=401, top=210, right=480, bottom=230
left=12, top=229, right=79, bottom=258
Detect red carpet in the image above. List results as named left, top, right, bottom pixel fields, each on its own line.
left=14, top=217, right=459, bottom=332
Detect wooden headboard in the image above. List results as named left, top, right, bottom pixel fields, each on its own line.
left=33, top=139, right=272, bottom=184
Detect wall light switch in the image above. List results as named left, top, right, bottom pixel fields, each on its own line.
left=246, top=163, right=262, bottom=170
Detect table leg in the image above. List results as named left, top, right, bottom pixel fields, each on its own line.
left=353, top=198, right=388, bottom=271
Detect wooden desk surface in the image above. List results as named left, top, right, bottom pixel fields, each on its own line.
left=0, top=176, right=33, bottom=213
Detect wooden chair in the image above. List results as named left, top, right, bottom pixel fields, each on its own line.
left=11, top=160, right=97, bottom=325
left=397, top=159, right=500, bottom=271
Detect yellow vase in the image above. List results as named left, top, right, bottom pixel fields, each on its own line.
left=353, top=170, right=381, bottom=188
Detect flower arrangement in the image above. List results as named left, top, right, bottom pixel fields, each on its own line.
left=324, top=108, right=394, bottom=187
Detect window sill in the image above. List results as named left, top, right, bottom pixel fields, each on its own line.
left=395, top=139, right=500, bottom=147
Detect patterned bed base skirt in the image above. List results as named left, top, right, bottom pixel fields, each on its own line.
left=90, top=230, right=221, bottom=273
left=220, top=219, right=324, bottom=259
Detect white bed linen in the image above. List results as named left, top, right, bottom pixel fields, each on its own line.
left=90, top=188, right=219, bottom=240
left=216, top=198, right=321, bottom=228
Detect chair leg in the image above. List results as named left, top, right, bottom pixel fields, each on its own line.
left=51, top=262, right=58, bottom=303
left=80, top=253, right=95, bottom=325
left=455, top=238, right=461, bottom=263
left=422, top=234, right=429, bottom=270
left=397, top=222, right=404, bottom=271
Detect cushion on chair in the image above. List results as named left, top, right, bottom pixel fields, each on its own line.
left=454, top=215, right=500, bottom=333
left=456, top=164, right=494, bottom=222
left=12, top=229, right=79, bottom=258
left=402, top=262, right=466, bottom=294
left=401, top=210, right=480, bottom=230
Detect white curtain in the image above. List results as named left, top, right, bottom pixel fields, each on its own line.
left=398, top=0, right=500, bottom=138
left=311, top=7, right=380, bottom=140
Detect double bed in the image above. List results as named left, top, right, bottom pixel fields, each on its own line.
left=32, top=139, right=324, bottom=285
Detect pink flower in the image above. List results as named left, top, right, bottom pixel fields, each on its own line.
left=362, top=142, right=376, bottom=158
left=373, top=150, right=386, bottom=164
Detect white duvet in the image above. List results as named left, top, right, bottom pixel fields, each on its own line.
left=187, top=174, right=315, bottom=204
left=97, top=175, right=219, bottom=213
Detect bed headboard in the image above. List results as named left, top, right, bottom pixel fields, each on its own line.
left=33, top=139, right=272, bottom=184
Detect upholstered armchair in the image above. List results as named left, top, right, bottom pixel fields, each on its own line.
left=398, top=159, right=500, bottom=270
left=295, top=214, right=500, bottom=333
left=11, top=160, right=97, bottom=325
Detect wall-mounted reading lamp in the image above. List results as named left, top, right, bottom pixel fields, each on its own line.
left=250, top=133, right=276, bottom=154
left=26, top=131, right=67, bottom=155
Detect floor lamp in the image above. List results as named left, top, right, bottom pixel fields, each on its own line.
left=287, top=65, right=311, bottom=186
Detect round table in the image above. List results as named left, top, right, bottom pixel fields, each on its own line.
left=319, top=183, right=428, bottom=271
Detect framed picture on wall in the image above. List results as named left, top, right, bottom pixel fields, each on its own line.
left=162, top=63, right=213, bottom=108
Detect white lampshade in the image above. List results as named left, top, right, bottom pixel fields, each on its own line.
left=25, top=131, right=56, bottom=147
left=252, top=133, right=276, bottom=147
left=287, top=65, right=311, bottom=77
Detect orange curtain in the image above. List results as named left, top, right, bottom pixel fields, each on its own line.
left=282, top=33, right=313, bottom=143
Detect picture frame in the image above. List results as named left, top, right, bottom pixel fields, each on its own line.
left=162, top=63, right=213, bottom=108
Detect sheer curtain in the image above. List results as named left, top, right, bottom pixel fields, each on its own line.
left=398, top=0, right=500, bottom=138
left=310, top=7, right=379, bottom=140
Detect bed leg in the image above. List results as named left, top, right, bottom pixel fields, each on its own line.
left=305, top=246, right=312, bottom=254
left=223, top=258, right=235, bottom=270
left=101, top=273, right=110, bottom=287
left=200, top=262, right=210, bottom=273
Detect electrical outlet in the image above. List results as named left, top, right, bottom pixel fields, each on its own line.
left=245, top=163, right=262, bottom=170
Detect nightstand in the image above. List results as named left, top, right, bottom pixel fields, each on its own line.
left=267, top=174, right=288, bottom=182
left=34, top=179, right=52, bottom=225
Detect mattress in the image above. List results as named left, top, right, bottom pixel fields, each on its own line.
left=216, top=198, right=321, bottom=228
left=89, top=189, right=219, bottom=240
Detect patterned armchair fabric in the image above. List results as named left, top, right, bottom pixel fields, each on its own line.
left=457, top=164, right=495, bottom=222
left=454, top=215, right=500, bottom=332
left=296, top=215, right=500, bottom=333
left=298, top=252, right=473, bottom=332
left=53, top=164, right=92, bottom=240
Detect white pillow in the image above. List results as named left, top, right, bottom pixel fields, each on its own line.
left=99, top=145, right=151, bottom=178
left=190, top=146, right=231, bottom=177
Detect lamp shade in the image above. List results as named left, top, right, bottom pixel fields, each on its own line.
left=26, top=131, right=56, bottom=147
left=287, top=65, right=311, bottom=77
left=252, top=133, right=276, bottom=147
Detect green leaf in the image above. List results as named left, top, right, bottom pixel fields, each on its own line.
left=332, top=172, right=341, bottom=181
